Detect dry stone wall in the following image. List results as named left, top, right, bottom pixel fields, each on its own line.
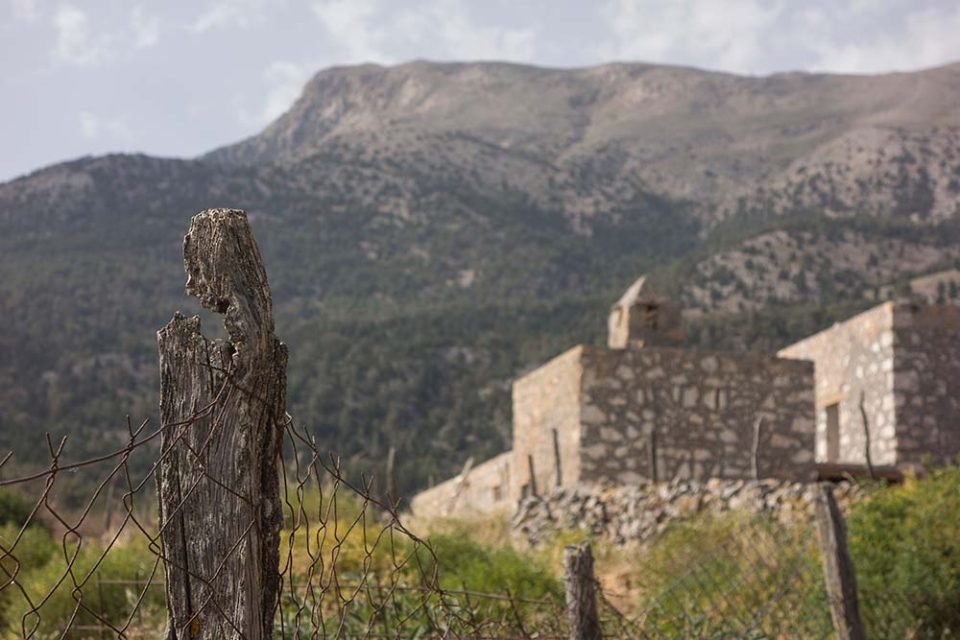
left=409, top=451, right=514, bottom=518
left=512, top=479, right=864, bottom=546
left=892, top=304, right=960, bottom=464
left=578, top=346, right=816, bottom=485
left=512, top=347, right=584, bottom=499
left=778, top=303, right=897, bottom=465
left=778, top=302, right=960, bottom=467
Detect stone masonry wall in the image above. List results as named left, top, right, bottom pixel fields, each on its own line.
left=892, top=304, right=960, bottom=464
left=778, top=303, right=897, bottom=465
left=512, top=479, right=864, bottom=546
left=578, top=346, right=815, bottom=484
left=511, top=346, right=584, bottom=499
left=409, top=451, right=514, bottom=518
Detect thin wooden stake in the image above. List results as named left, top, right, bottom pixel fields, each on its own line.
left=752, top=416, right=764, bottom=482
left=552, top=428, right=563, bottom=488
left=648, top=429, right=658, bottom=483
left=385, top=445, right=397, bottom=502
left=527, top=454, right=538, bottom=497
left=814, top=483, right=866, bottom=640
left=858, top=391, right=876, bottom=480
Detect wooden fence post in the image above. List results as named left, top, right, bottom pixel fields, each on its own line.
left=752, top=416, right=764, bottom=482
left=157, top=209, right=287, bottom=640
left=563, top=542, right=601, bottom=640
left=648, top=429, right=658, bottom=483
left=814, top=483, right=866, bottom=640
left=552, top=428, right=563, bottom=487
left=858, top=391, right=876, bottom=480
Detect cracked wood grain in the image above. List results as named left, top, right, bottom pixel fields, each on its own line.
left=157, top=208, right=286, bottom=639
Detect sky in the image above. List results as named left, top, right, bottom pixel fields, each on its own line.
left=2, top=0, right=960, bottom=182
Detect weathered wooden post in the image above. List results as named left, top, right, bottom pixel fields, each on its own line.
left=858, top=390, right=876, bottom=480
left=814, top=483, right=866, bottom=640
left=385, top=445, right=397, bottom=502
left=751, top=416, right=764, bottom=482
left=157, top=209, right=287, bottom=639
left=563, top=542, right=602, bottom=640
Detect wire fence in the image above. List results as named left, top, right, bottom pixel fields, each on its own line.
left=602, top=514, right=834, bottom=639
left=0, top=401, right=564, bottom=639
left=0, top=413, right=937, bottom=639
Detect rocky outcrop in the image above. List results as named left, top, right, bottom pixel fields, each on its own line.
left=511, top=479, right=863, bottom=545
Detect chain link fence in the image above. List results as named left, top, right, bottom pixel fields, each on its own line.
left=0, top=416, right=940, bottom=639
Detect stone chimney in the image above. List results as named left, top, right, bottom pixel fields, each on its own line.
left=607, top=276, right=683, bottom=350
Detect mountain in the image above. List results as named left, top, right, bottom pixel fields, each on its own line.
left=1, top=60, right=959, bottom=496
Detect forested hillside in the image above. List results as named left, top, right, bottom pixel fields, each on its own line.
left=1, top=60, right=958, bottom=496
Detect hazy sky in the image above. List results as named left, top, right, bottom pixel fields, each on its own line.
left=2, top=0, right=959, bottom=182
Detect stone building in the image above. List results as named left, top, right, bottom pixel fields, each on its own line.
left=778, top=301, right=960, bottom=467
left=412, top=277, right=816, bottom=517
left=411, top=279, right=960, bottom=519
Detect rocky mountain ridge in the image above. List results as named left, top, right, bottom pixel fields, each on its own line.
left=1, top=60, right=958, bottom=494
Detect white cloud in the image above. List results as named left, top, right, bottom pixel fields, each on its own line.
left=52, top=4, right=109, bottom=66
left=310, top=0, right=537, bottom=64
left=239, top=61, right=313, bottom=126
left=595, top=0, right=960, bottom=76
left=79, top=111, right=133, bottom=141
left=311, top=0, right=388, bottom=63
left=10, top=0, right=38, bottom=22
left=395, top=0, right=537, bottom=62
left=130, top=6, right=159, bottom=49
left=261, top=62, right=311, bottom=121
left=809, top=5, right=960, bottom=74
left=597, top=0, right=783, bottom=74
left=189, top=0, right=267, bottom=33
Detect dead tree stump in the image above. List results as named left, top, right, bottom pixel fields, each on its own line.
left=563, top=542, right=601, bottom=640
left=157, top=209, right=287, bottom=639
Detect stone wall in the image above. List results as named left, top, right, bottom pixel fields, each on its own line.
left=778, top=302, right=960, bottom=467
left=512, top=480, right=863, bottom=546
left=410, top=451, right=514, bottom=518
left=578, top=346, right=816, bottom=484
left=892, top=304, right=960, bottom=464
left=511, top=346, right=584, bottom=499
left=778, top=303, right=897, bottom=465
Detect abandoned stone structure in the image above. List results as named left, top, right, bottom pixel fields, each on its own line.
left=778, top=301, right=960, bottom=467
left=411, top=279, right=960, bottom=520
left=412, top=277, right=816, bottom=517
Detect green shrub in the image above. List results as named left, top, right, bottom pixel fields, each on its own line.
left=2, top=537, right=164, bottom=638
left=847, top=467, right=960, bottom=638
left=0, top=523, right=56, bottom=580
left=616, top=511, right=832, bottom=638
left=428, top=533, right=559, bottom=599
left=0, top=490, right=36, bottom=531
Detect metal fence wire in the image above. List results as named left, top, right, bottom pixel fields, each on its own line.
left=0, top=400, right=561, bottom=639
left=0, top=408, right=931, bottom=639
left=600, top=513, right=836, bottom=639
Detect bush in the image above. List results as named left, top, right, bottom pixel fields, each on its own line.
left=0, top=490, right=36, bottom=531
left=606, top=511, right=832, bottom=638
left=2, top=537, right=165, bottom=638
left=428, top=533, right=559, bottom=599
left=847, top=467, right=960, bottom=638
left=0, top=523, right=56, bottom=580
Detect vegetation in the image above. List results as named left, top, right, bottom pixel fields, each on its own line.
left=410, top=468, right=960, bottom=638
left=2, top=108, right=959, bottom=503
left=1, top=469, right=958, bottom=636
left=848, top=467, right=960, bottom=638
